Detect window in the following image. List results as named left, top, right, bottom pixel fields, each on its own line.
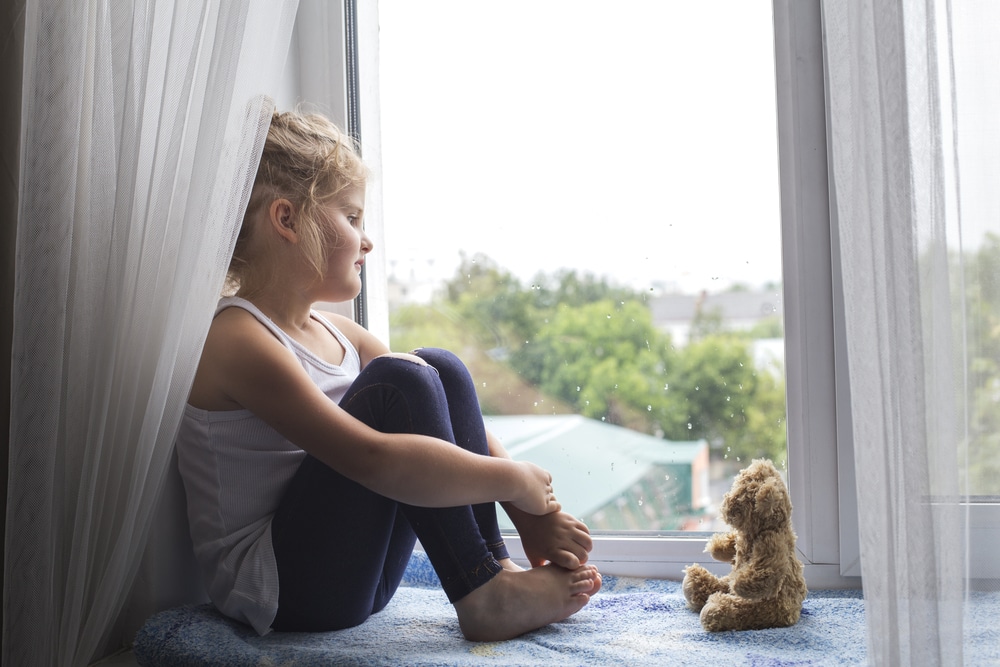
left=358, top=0, right=857, bottom=585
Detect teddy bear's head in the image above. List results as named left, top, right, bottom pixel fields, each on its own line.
left=719, top=459, right=791, bottom=534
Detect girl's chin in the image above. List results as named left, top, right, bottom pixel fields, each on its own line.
left=321, top=285, right=362, bottom=304
left=315, top=276, right=363, bottom=302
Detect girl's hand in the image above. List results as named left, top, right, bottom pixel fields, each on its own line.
left=504, top=506, right=593, bottom=569
left=510, top=461, right=561, bottom=516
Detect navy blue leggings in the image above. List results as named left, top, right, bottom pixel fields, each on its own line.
left=270, top=348, right=509, bottom=632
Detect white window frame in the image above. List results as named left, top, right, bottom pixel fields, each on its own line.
left=346, top=0, right=862, bottom=587
left=772, top=0, right=860, bottom=587
left=275, top=0, right=390, bottom=331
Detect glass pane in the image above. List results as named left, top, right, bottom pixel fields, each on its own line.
left=378, top=0, right=785, bottom=532
left=961, top=247, right=1000, bottom=497
left=952, top=3, right=1000, bottom=497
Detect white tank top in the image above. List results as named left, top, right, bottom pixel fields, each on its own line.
left=175, top=296, right=361, bottom=635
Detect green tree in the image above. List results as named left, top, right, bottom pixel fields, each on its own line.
left=963, top=233, right=1000, bottom=493
left=527, top=268, right=644, bottom=311
left=388, top=302, right=466, bottom=354
left=918, top=233, right=1000, bottom=494
left=666, top=335, right=785, bottom=464
left=509, top=299, right=679, bottom=432
left=396, top=255, right=788, bottom=465
left=444, top=253, right=536, bottom=352
left=389, top=300, right=575, bottom=417
left=442, top=255, right=648, bottom=359
left=745, top=315, right=784, bottom=340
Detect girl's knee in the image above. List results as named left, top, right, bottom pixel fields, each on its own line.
left=361, top=354, right=442, bottom=396
left=367, top=348, right=472, bottom=397
left=411, top=348, right=466, bottom=375
left=375, top=351, right=431, bottom=367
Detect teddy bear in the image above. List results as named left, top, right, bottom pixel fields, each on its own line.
left=682, top=458, right=807, bottom=632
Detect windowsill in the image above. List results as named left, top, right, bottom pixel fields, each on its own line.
left=501, top=533, right=863, bottom=589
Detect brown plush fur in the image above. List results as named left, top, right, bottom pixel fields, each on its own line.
left=682, top=459, right=807, bottom=632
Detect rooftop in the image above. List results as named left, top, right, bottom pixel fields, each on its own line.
left=650, top=289, right=782, bottom=323
left=485, top=414, right=708, bottom=530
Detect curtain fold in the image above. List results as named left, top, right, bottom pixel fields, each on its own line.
left=824, top=0, right=999, bottom=664
left=4, top=1, right=298, bottom=665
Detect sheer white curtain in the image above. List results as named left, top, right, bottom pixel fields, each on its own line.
left=824, top=1, right=999, bottom=665
left=3, top=1, right=298, bottom=665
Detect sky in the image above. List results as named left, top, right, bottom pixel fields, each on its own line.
left=376, top=1, right=783, bottom=296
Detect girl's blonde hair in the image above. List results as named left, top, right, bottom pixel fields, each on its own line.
left=228, top=110, right=369, bottom=295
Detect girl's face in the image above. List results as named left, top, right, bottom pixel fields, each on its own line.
left=316, top=185, right=371, bottom=303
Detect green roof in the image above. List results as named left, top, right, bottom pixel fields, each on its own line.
left=484, top=415, right=708, bottom=530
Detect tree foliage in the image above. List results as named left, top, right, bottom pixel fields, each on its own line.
left=390, top=254, right=788, bottom=465
left=961, top=233, right=1000, bottom=494
left=509, top=299, right=678, bottom=433
left=667, top=335, right=784, bottom=462
left=389, top=237, right=1000, bottom=493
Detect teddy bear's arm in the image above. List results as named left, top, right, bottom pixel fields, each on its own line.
left=706, top=531, right=737, bottom=563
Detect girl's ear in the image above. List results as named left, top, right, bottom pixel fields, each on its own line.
left=269, top=198, right=298, bottom=243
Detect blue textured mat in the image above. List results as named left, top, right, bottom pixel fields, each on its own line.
left=133, top=552, right=997, bottom=666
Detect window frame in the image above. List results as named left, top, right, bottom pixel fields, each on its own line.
left=353, top=0, right=861, bottom=587
left=772, top=0, right=860, bottom=586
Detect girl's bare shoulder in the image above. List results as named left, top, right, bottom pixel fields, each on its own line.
left=316, top=309, right=360, bottom=331
left=316, top=310, right=390, bottom=366
left=188, top=307, right=290, bottom=411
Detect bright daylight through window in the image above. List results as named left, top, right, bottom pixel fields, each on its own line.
left=378, top=1, right=785, bottom=534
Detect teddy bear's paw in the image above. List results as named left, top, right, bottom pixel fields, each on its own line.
left=682, top=564, right=718, bottom=611
left=699, top=593, right=771, bottom=632
left=700, top=592, right=802, bottom=632
left=699, top=592, right=741, bottom=632
left=705, top=532, right=737, bottom=563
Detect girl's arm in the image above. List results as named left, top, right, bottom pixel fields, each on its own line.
left=199, top=308, right=558, bottom=514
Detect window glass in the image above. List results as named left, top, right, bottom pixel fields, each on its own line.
left=378, top=0, right=785, bottom=532
left=951, top=3, right=1000, bottom=497
left=961, top=239, right=1000, bottom=497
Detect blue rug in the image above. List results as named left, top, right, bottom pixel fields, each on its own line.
left=132, top=552, right=994, bottom=666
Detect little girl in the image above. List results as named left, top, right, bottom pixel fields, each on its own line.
left=176, top=109, right=600, bottom=641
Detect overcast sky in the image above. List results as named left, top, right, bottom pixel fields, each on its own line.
left=376, top=1, right=783, bottom=295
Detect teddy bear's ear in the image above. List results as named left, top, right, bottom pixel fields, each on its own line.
left=754, top=477, right=789, bottom=520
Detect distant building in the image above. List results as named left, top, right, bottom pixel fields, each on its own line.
left=485, top=414, right=711, bottom=532
left=386, top=274, right=440, bottom=307
left=650, top=289, right=782, bottom=347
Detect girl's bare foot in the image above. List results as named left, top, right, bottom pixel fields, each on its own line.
left=453, top=564, right=598, bottom=641
left=587, top=569, right=604, bottom=597
left=498, top=557, right=602, bottom=595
